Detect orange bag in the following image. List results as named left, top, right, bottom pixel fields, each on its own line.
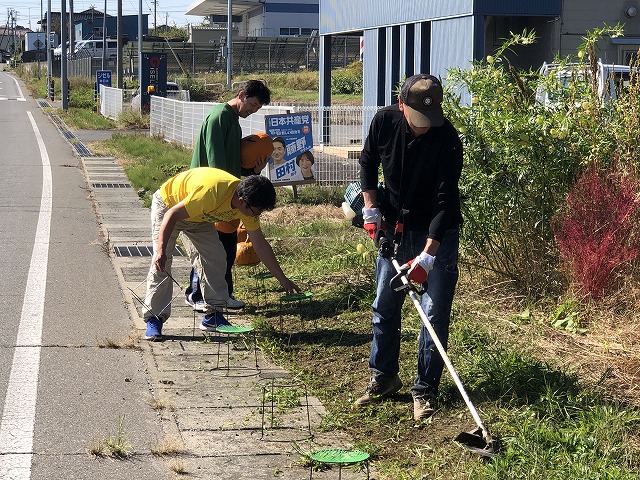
left=236, top=239, right=260, bottom=266
left=215, top=218, right=241, bottom=233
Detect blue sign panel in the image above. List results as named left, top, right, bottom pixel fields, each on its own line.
left=96, top=70, right=112, bottom=89
left=265, top=112, right=315, bottom=184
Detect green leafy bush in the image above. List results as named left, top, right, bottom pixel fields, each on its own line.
left=331, top=62, right=363, bottom=95
left=443, top=25, right=638, bottom=297
left=69, top=76, right=98, bottom=109
left=177, top=78, right=219, bottom=102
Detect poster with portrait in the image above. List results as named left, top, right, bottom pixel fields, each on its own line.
left=264, top=112, right=316, bottom=185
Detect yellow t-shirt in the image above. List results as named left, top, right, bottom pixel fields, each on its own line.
left=159, top=167, right=260, bottom=230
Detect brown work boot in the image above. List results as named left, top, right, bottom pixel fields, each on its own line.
left=354, top=375, right=403, bottom=407
left=412, top=391, right=435, bottom=421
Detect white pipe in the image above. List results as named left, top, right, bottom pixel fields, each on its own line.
left=391, top=258, right=491, bottom=443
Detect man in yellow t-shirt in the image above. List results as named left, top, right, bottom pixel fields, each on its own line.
left=142, top=168, right=299, bottom=341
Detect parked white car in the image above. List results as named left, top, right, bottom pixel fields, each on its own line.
left=74, top=39, right=118, bottom=58
left=53, top=41, right=75, bottom=57
left=130, top=82, right=190, bottom=111
left=536, top=59, right=632, bottom=107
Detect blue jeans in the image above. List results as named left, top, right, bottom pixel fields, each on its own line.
left=369, top=229, right=459, bottom=396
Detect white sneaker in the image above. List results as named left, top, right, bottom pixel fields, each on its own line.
left=226, top=295, right=245, bottom=310
left=185, top=296, right=207, bottom=312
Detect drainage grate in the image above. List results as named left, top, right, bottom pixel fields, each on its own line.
left=92, top=182, right=131, bottom=189
left=114, top=245, right=184, bottom=257
left=49, top=114, right=99, bottom=157
left=74, top=143, right=95, bottom=157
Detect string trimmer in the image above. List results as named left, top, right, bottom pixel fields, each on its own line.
left=382, top=235, right=495, bottom=458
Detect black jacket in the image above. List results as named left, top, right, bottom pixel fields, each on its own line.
left=359, top=104, right=463, bottom=241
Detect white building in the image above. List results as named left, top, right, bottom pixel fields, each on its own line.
left=185, top=0, right=319, bottom=38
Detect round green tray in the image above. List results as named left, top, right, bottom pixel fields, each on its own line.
left=310, top=448, right=369, bottom=464
left=280, top=292, right=313, bottom=302
left=215, top=325, right=254, bottom=334
left=253, top=272, right=274, bottom=280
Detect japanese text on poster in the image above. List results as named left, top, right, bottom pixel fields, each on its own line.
left=265, top=112, right=315, bottom=184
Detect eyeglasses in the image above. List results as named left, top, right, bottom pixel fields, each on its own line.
left=246, top=204, right=260, bottom=216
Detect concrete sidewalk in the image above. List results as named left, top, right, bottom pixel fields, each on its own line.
left=41, top=102, right=370, bottom=480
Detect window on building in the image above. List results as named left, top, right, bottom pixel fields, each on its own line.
left=618, top=46, right=639, bottom=66
left=280, top=27, right=313, bottom=37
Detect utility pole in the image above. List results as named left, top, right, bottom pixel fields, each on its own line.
left=226, top=0, right=232, bottom=89
left=102, top=0, right=106, bottom=69
left=69, top=0, right=73, bottom=53
left=12, top=9, right=17, bottom=54
left=38, top=0, right=42, bottom=77
left=138, top=0, right=142, bottom=98
left=61, top=0, right=68, bottom=109
left=47, top=0, right=51, bottom=98
left=117, top=0, right=122, bottom=88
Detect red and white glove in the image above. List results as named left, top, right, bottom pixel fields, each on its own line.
left=362, top=207, right=382, bottom=242
left=404, top=252, right=435, bottom=284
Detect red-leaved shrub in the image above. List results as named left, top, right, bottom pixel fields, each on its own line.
left=553, top=165, right=640, bottom=300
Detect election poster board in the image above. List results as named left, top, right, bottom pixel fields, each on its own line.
left=264, top=112, right=316, bottom=185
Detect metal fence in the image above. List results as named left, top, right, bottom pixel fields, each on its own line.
left=56, top=35, right=359, bottom=79
left=149, top=96, right=380, bottom=185
left=54, top=50, right=118, bottom=78
left=149, top=97, right=295, bottom=147
left=96, top=85, right=377, bottom=185
left=99, top=85, right=137, bottom=120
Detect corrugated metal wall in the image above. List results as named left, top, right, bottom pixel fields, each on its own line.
left=321, top=0, right=560, bottom=34
left=320, top=0, right=472, bottom=34
left=320, top=0, right=563, bottom=135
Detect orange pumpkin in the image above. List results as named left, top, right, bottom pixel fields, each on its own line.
left=236, top=240, right=260, bottom=266
left=215, top=219, right=241, bottom=233
left=237, top=224, right=248, bottom=243
left=240, top=133, right=274, bottom=169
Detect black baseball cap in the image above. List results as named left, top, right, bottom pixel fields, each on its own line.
left=400, top=74, right=444, bottom=128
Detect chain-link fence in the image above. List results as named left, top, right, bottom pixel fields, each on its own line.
left=55, top=35, right=359, bottom=79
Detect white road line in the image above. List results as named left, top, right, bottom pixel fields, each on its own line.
left=8, top=75, right=25, bottom=101
left=0, top=111, right=52, bottom=480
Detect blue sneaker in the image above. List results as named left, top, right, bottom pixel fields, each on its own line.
left=200, top=311, right=232, bottom=332
left=144, top=317, right=163, bottom=341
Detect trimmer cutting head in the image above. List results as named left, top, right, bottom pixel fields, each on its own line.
left=454, top=427, right=495, bottom=458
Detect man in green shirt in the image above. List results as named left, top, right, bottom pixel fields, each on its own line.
left=186, top=80, right=272, bottom=311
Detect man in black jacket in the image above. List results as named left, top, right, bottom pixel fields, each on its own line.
left=355, top=74, right=463, bottom=421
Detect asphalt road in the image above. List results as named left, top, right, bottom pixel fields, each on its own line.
left=0, top=69, right=168, bottom=479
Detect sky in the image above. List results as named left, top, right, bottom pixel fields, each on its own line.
left=1, top=0, right=204, bottom=30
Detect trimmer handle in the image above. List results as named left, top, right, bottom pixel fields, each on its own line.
left=389, top=259, right=427, bottom=295
left=389, top=264, right=410, bottom=292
